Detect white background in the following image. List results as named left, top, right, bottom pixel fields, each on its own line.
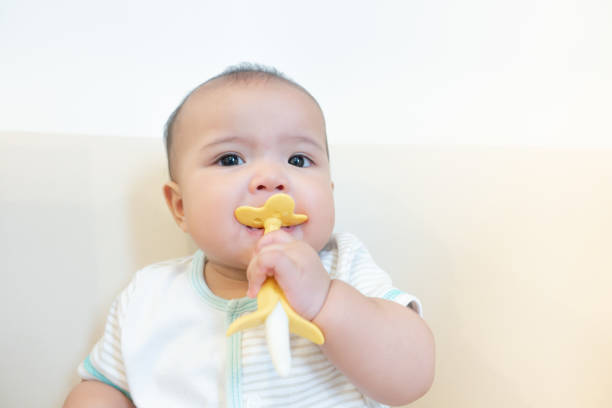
left=2, top=0, right=611, bottom=147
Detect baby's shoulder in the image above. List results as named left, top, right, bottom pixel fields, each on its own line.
left=139, top=253, right=195, bottom=273
left=320, top=232, right=371, bottom=277
left=128, top=252, right=198, bottom=294
left=323, top=231, right=360, bottom=249
left=112, top=252, right=201, bottom=320
left=322, top=232, right=368, bottom=258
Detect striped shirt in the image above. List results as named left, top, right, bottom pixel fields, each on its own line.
left=79, top=232, right=422, bottom=407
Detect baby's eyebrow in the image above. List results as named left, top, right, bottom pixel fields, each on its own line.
left=200, top=134, right=325, bottom=152
left=283, top=134, right=325, bottom=152
left=200, top=135, right=251, bottom=151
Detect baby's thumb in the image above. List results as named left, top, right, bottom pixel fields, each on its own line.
left=246, top=254, right=271, bottom=298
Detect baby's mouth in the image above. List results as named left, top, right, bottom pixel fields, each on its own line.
left=244, top=225, right=297, bottom=232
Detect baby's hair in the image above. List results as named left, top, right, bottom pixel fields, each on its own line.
left=163, top=62, right=328, bottom=180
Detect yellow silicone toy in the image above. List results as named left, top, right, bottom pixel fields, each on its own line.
left=226, top=194, right=325, bottom=346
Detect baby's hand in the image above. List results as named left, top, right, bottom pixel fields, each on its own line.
left=246, top=230, right=331, bottom=321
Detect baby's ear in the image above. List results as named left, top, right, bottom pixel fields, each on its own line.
left=163, top=181, right=188, bottom=232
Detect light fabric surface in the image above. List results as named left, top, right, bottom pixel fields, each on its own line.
left=79, top=232, right=421, bottom=408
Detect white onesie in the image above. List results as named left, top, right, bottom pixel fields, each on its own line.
left=79, top=232, right=422, bottom=408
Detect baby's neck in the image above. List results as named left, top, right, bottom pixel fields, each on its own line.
left=203, top=260, right=249, bottom=300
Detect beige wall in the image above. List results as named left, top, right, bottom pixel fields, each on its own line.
left=1, top=132, right=610, bottom=407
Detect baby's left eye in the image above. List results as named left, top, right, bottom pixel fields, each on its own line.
left=288, top=154, right=313, bottom=168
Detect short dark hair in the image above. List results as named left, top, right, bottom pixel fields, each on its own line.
left=163, top=62, right=328, bottom=180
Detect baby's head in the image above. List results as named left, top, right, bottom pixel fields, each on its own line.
left=163, top=64, right=335, bottom=270
left=164, top=65, right=329, bottom=180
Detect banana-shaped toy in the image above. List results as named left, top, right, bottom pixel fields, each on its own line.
left=226, top=193, right=325, bottom=377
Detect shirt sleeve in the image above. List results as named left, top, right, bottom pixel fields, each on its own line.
left=77, top=277, right=136, bottom=400
left=334, top=233, right=423, bottom=316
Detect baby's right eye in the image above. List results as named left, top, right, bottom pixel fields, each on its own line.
left=217, top=153, right=245, bottom=166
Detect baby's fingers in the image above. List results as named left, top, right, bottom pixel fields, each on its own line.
left=255, top=229, right=294, bottom=252
left=246, top=245, right=295, bottom=298
left=246, top=248, right=275, bottom=297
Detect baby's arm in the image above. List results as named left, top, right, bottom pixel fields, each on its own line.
left=248, top=230, right=434, bottom=406
left=313, top=279, right=435, bottom=406
left=63, top=380, right=135, bottom=408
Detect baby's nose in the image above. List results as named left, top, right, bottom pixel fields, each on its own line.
left=257, top=182, right=284, bottom=191
left=249, top=164, right=289, bottom=193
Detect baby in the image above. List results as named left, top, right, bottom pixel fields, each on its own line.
left=63, top=64, right=434, bottom=408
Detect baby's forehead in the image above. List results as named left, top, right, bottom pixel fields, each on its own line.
left=176, top=76, right=325, bottom=133
left=186, top=75, right=317, bottom=112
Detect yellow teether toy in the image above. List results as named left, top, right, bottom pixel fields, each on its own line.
left=226, top=193, right=325, bottom=377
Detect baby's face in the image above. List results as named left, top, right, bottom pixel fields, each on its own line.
left=168, top=79, right=335, bottom=270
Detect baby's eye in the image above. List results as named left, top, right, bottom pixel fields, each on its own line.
left=217, top=153, right=245, bottom=166
left=288, top=154, right=313, bottom=168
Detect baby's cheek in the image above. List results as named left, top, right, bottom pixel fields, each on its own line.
left=314, top=204, right=335, bottom=250
left=305, top=220, right=334, bottom=253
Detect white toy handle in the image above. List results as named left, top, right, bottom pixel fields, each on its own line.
left=265, top=301, right=291, bottom=377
